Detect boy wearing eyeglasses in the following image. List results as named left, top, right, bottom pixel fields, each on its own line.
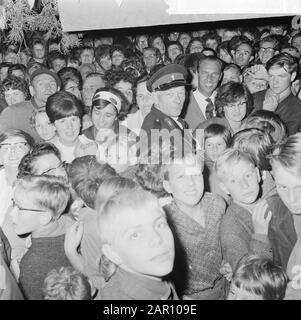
left=10, top=175, right=73, bottom=300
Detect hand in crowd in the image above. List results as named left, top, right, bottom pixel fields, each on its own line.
left=263, top=90, right=280, bottom=112
left=252, top=199, right=272, bottom=235
left=64, top=220, right=84, bottom=255
left=74, top=140, right=98, bottom=158
left=219, top=261, right=233, bottom=282
left=244, top=64, right=269, bottom=81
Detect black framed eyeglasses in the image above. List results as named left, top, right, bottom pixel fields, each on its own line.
left=11, top=199, right=47, bottom=213
left=40, top=161, right=66, bottom=175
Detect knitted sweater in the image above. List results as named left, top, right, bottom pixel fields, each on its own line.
left=19, top=234, right=71, bottom=300
left=220, top=201, right=273, bottom=270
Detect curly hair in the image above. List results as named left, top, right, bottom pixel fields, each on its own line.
left=0, top=75, right=31, bottom=101
left=58, top=67, right=83, bottom=91
left=103, top=69, right=135, bottom=88
left=215, top=81, right=253, bottom=118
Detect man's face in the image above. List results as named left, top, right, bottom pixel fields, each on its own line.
left=222, top=67, right=241, bottom=85
left=220, top=160, right=260, bottom=206
left=268, top=66, right=294, bottom=95
left=164, top=157, right=204, bottom=208
left=51, top=58, right=66, bottom=73
left=189, top=40, right=203, bottom=53
left=272, top=162, right=301, bottom=215
left=205, top=39, right=218, bottom=51
left=82, top=75, right=105, bottom=106
left=233, top=43, right=253, bottom=68
left=167, top=44, right=181, bottom=63
left=155, top=86, right=186, bottom=117
left=178, top=33, right=191, bottom=50
left=80, top=49, right=94, bottom=64
left=136, top=81, right=153, bottom=117
left=114, top=80, right=133, bottom=104
left=143, top=49, right=158, bottom=71
left=10, top=188, right=44, bottom=236
left=198, top=59, right=222, bottom=97
left=33, top=44, right=45, bottom=59
left=31, top=74, right=58, bottom=105
left=258, top=41, right=276, bottom=65
left=107, top=201, right=175, bottom=278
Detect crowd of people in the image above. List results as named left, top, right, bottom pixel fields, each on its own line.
left=1, top=19, right=301, bottom=300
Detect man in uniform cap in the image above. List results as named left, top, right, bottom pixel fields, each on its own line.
left=139, top=64, right=193, bottom=158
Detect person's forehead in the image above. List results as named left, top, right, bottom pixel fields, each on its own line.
left=268, top=65, right=290, bottom=75
left=136, top=81, right=148, bottom=92
left=199, top=59, right=221, bottom=71
left=225, top=67, right=240, bottom=76
left=168, top=44, right=180, bottom=50
left=115, top=80, right=132, bottom=90
left=225, top=160, right=254, bottom=175
left=33, top=73, right=57, bottom=83
left=5, top=88, right=23, bottom=94
left=84, top=75, right=103, bottom=86
left=169, top=160, right=202, bottom=176
left=143, top=49, right=156, bottom=56
left=93, top=103, right=115, bottom=113
left=236, top=43, right=252, bottom=52
left=161, top=86, right=185, bottom=95
left=261, top=41, right=274, bottom=48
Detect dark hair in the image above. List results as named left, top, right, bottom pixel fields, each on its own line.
left=110, top=44, right=126, bottom=58
left=17, top=142, right=62, bottom=179
left=217, top=41, right=231, bottom=55
left=185, top=37, right=204, bottom=54
left=229, top=35, right=255, bottom=57
left=68, top=155, right=117, bottom=209
left=266, top=52, right=299, bottom=75
left=224, top=63, right=242, bottom=75
left=0, top=75, right=31, bottom=100
left=201, top=32, right=221, bottom=46
left=215, top=81, right=253, bottom=118
left=204, top=123, right=232, bottom=147
left=46, top=91, right=84, bottom=123
left=166, top=41, right=183, bottom=54
left=58, top=67, right=83, bottom=91
left=232, top=255, right=288, bottom=300
left=91, top=86, right=130, bottom=121
left=94, top=45, right=111, bottom=62
left=47, top=50, right=67, bottom=70
left=231, top=128, right=273, bottom=171
left=103, top=69, right=135, bottom=88
left=135, top=163, right=168, bottom=198
left=7, top=64, right=28, bottom=78
left=258, top=36, right=280, bottom=52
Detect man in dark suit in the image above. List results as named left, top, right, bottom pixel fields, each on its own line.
left=252, top=53, right=301, bottom=135
left=139, top=64, right=194, bottom=158
left=183, top=55, right=223, bottom=129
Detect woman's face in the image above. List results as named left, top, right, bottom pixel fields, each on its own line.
left=224, top=98, right=247, bottom=123
left=0, top=136, right=30, bottom=168
left=35, top=112, right=56, bottom=141
left=112, top=50, right=125, bottom=67
left=65, top=80, right=82, bottom=100
left=54, top=116, right=81, bottom=146
left=4, top=89, right=26, bottom=106
left=189, top=40, right=203, bottom=53
left=92, top=103, right=117, bottom=131
left=152, top=37, right=165, bottom=55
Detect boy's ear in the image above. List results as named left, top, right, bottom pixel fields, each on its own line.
left=163, top=179, right=172, bottom=194
left=39, top=211, right=53, bottom=226
left=102, top=244, right=122, bottom=266
left=291, top=71, right=297, bottom=83
left=29, top=85, right=35, bottom=97
left=261, top=170, right=267, bottom=181
left=219, top=181, right=230, bottom=195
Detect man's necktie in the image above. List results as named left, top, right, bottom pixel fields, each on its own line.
left=205, top=98, right=214, bottom=120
